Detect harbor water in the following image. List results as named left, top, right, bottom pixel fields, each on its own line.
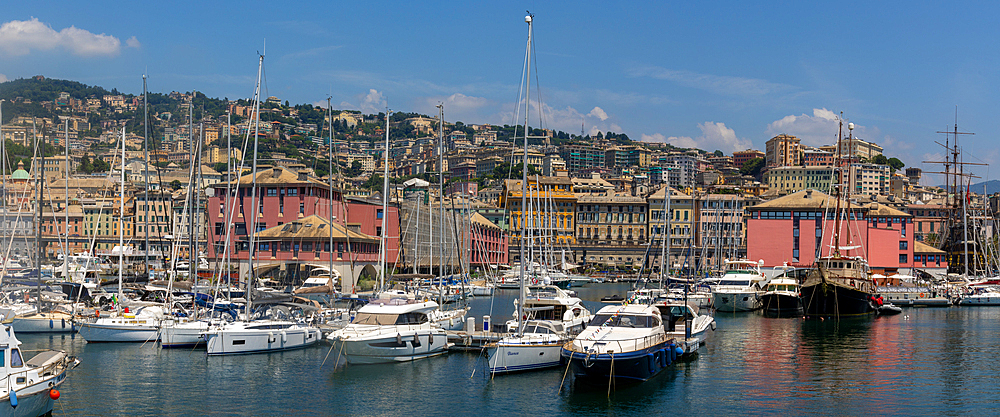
left=24, top=283, right=1000, bottom=416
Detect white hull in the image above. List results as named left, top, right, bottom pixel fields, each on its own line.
left=78, top=319, right=160, bottom=342
left=333, top=329, right=449, bottom=364
left=12, top=315, right=76, bottom=333
left=203, top=322, right=321, bottom=355
left=487, top=342, right=562, bottom=373
left=958, top=295, right=1000, bottom=306
left=712, top=291, right=761, bottom=312
left=161, top=321, right=209, bottom=348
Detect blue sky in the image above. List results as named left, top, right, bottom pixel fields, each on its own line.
left=3, top=1, right=999, bottom=184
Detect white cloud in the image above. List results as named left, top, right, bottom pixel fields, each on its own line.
left=640, top=122, right=751, bottom=153
left=0, top=74, right=7, bottom=83
left=497, top=100, right=621, bottom=137
left=588, top=106, right=608, bottom=121
left=421, top=93, right=490, bottom=123
left=359, top=89, right=386, bottom=114
left=628, top=65, right=796, bottom=96
left=766, top=108, right=842, bottom=146
left=0, top=18, right=125, bottom=57
left=766, top=108, right=891, bottom=149
left=125, top=36, right=141, bottom=49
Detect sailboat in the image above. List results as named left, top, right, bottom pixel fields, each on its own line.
left=486, top=13, right=586, bottom=375
left=201, top=52, right=321, bottom=355
left=12, top=120, right=77, bottom=333
left=800, top=120, right=877, bottom=317
left=78, top=127, right=164, bottom=342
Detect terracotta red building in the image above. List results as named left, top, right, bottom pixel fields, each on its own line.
left=206, top=166, right=399, bottom=288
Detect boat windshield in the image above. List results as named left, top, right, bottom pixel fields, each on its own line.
left=768, top=284, right=794, bottom=291
left=588, top=314, right=659, bottom=328
left=523, top=324, right=553, bottom=334
left=719, top=280, right=751, bottom=286
left=353, top=313, right=399, bottom=325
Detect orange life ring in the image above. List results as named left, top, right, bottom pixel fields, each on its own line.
left=920, top=293, right=926, bottom=298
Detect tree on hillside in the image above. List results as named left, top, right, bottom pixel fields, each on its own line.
left=740, top=158, right=765, bottom=179
left=887, top=157, right=905, bottom=173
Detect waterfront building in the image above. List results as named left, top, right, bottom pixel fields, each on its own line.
left=499, top=176, right=576, bottom=263
left=907, top=202, right=952, bottom=246
left=646, top=185, right=694, bottom=271
left=571, top=191, right=648, bottom=268
left=695, top=193, right=747, bottom=270
left=746, top=189, right=915, bottom=275
left=205, top=166, right=399, bottom=286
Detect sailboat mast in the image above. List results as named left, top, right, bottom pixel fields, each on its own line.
left=517, top=12, right=533, bottom=334
left=226, top=110, right=232, bottom=299
left=832, top=117, right=844, bottom=257
left=327, top=98, right=335, bottom=290
left=34, top=119, right=43, bottom=313
left=64, top=121, right=69, bottom=277
left=247, top=52, right=264, bottom=318
left=143, top=74, right=150, bottom=271
left=438, top=104, right=445, bottom=278
left=118, top=127, right=125, bottom=314
left=378, top=107, right=391, bottom=292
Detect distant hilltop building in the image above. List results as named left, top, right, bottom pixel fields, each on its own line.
left=765, top=134, right=801, bottom=168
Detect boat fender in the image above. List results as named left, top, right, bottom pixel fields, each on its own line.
left=396, top=334, right=403, bottom=345
left=659, top=349, right=668, bottom=367
left=50, top=319, right=54, bottom=329
left=647, top=353, right=657, bottom=373
left=9, top=389, right=15, bottom=408
left=280, top=331, right=287, bottom=344
left=675, top=346, right=684, bottom=357
left=61, top=318, right=66, bottom=329
left=668, top=344, right=676, bottom=362
left=267, top=332, right=274, bottom=344
left=710, top=322, right=717, bottom=331
left=49, top=389, right=59, bottom=400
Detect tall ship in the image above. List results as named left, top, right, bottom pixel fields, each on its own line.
left=800, top=120, right=876, bottom=317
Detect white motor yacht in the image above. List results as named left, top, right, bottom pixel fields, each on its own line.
left=760, top=276, right=803, bottom=314
left=0, top=309, right=79, bottom=416
left=505, top=285, right=592, bottom=334
left=712, top=260, right=767, bottom=312
left=326, top=298, right=449, bottom=364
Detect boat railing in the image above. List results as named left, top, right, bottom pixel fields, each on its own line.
left=568, top=333, right=671, bottom=354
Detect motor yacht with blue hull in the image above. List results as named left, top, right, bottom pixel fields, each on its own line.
left=560, top=304, right=681, bottom=383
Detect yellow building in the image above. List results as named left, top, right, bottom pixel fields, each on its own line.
left=500, top=176, right=577, bottom=257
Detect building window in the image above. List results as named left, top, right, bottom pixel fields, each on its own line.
left=899, top=241, right=908, bottom=250
left=377, top=210, right=384, bottom=219
left=899, top=254, right=908, bottom=264
left=299, top=203, right=305, bottom=214
left=267, top=188, right=277, bottom=197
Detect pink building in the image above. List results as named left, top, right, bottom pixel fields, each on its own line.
left=746, top=189, right=916, bottom=275
left=467, top=213, right=508, bottom=268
